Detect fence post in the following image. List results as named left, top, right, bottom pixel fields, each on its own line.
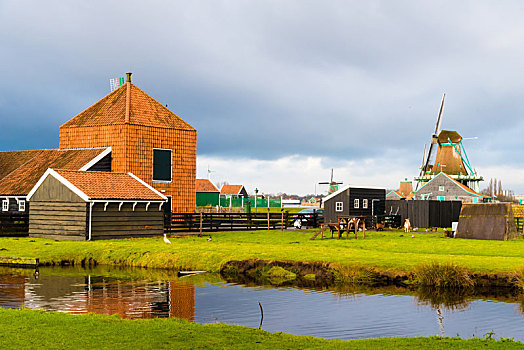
left=281, top=209, right=284, bottom=231
left=267, top=208, right=270, bottom=230
left=199, top=212, right=203, bottom=237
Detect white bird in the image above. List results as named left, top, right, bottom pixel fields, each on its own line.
left=411, top=234, right=415, bottom=238
left=163, top=233, right=171, bottom=244
left=207, top=237, right=212, bottom=242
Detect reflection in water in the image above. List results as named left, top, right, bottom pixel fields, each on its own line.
left=0, top=267, right=524, bottom=341
left=0, top=268, right=195, bottom=320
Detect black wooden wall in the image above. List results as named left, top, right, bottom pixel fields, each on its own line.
left=385, top=200, right=462, bottom=228
left=324, top=187, right=386, bottom=224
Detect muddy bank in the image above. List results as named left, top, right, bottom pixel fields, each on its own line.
left=220, top=259, right=523, bottom=290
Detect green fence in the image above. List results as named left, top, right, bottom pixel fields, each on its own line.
left=219, top=197, right=282, bottom=208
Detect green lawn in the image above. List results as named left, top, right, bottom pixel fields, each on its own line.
left=0, top=230, right=524, bottom=276
left=0, top=308, right=521, bottom=349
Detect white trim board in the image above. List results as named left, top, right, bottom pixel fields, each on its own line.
left=27, top=169, right=91, bottom=202
left=79, top=147, right=112, bottom=171
left=128, top=172, right=168, bottom=201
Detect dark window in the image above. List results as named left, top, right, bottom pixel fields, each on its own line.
left=153, top=149, right=172, bottom=182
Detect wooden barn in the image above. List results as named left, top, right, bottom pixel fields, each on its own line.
left=323, top=184, right=386, bottom=226
left=27, top=169, right=167, bottom=240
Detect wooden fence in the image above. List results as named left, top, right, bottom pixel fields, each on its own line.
left=165, top=212, right=322, bottom=234
left=0, top=213, right=29, bottom=236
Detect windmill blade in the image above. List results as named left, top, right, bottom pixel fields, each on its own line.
left=421, top=144, right=427, bottom=168
left=330, top=168, right=334, bottom=183
left=434, top=93, right=445, bottom=135
left=421, top=142, right=436, bottom=175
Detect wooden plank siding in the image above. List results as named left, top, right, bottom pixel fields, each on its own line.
left=29, top=201, right=87, bottom=240
left=90, top=202, right=164, bottom=240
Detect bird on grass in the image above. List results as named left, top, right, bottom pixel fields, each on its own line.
left=411, top=234, right=415, bottom=238
left=207, top=237, right=212, bottom=242
left=163, top=233, right=171, bottom=244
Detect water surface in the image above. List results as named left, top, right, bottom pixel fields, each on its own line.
left=0, top=266, right=523, bottom=341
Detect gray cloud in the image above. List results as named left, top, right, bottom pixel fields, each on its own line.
left=1, top=1, right=524, bottom=190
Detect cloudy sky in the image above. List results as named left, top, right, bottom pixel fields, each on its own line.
left=1, top=1, right=524, bottom=195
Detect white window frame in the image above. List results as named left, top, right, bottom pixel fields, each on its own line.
left=335, top=201, right=343, bottom=212
left=18, top=200, right=26, bottom=212
left=439, top=186, right=445, bottom=191
left=152, top=148, right=173, bottom=183
left=354, top=199, right=359, bottom=208
left=2, top=200, right=8, bottom=212
left=363, top=199, right=368, bottom=209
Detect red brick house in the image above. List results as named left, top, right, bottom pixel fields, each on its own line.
left=59, top=73, right=196, bottom=212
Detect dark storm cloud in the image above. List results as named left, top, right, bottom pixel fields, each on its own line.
left=1, top=0, right=524, bottom=174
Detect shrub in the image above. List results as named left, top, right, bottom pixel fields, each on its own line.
left=414, top=262, right=473, bottom=288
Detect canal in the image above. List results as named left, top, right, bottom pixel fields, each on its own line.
left=0, top=266, right=523, bottom=341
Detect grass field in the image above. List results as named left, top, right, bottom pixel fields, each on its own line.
left=0, top=308, right=521, bottom=349
left=1, top=229, right=524, bottom=278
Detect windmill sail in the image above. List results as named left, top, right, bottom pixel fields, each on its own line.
left=420, top=93, right=445, bottom=176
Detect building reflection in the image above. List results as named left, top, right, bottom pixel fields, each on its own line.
left=0, top=272, right=195, bottom=320
left=0, top=272, right=27, bottom=309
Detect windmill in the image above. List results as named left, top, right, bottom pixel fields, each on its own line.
left=414, top=94, right=483, bottom=192
left=319, top=169, right=343, bottom=194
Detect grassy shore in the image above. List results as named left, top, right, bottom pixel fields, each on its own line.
left=1, top=230, right=524, bottom=284
left=0, top=308, right=521, bottom=349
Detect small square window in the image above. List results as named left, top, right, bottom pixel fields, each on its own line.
left=363, top=199, right=368, bottom=209
left=18, top=200, right=25, bottom=212
left=2, top=200, right=8, bottom=212
left=335, top=202, right=343, bottom=212
left=153, top=149, right=172, bottom=182
left=439, top=186, right=444, bottom=191
left=354, top=199, right=359, bottom=208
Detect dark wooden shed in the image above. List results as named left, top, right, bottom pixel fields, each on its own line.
left=27, top=169, right=167, bottom=240
left=323, top=185, right=386, bottom=227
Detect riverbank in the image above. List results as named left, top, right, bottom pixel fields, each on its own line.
left=1, top=230, right=524, bottom=287
left=1, top=308, right=521, bottom=349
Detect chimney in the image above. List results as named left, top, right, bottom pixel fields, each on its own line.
left=126, top=72, right=132, bottom=83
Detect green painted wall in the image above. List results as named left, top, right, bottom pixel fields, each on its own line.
left=196, top=192, right=219, bottom=207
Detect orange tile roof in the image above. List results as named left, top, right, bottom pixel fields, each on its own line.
left=0, top=148, right=107, bottom=196
left=0, top=150, right=42, bottom=181
left=391, top=190, right=405, bottom=198
left=60, top=83, right=195, bottom=130
left=53, top=169, right=164, bottom=200
left=220, top=185, right=243, bottom=195
left=196, top=179, right=219, bottom=192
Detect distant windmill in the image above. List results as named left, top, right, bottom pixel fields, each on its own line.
left=319, top=169, right=343, bottom=194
